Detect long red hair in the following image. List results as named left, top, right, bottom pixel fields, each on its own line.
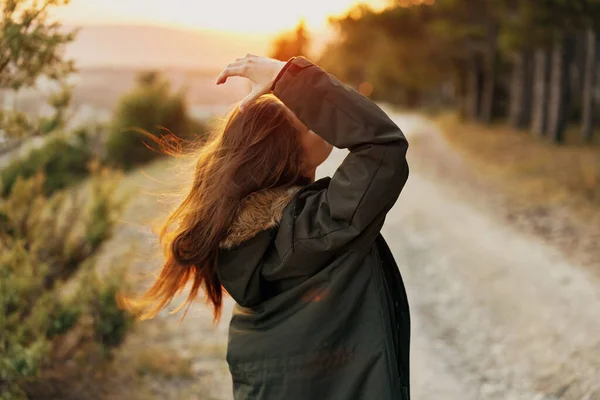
left=120, top=95, right=307, bottom=322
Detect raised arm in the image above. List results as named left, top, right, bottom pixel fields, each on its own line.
left=216, top=55, right=409, bottom=276
left=272, top=57, right=409, bottom=249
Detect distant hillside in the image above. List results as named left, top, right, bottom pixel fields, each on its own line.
left=65, top=24, right=333, bottom=69
left=65, top=25, right=273, bottom=69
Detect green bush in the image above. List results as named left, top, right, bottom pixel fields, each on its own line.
left=105, top=71, right=204, bottom=170
left=0, top=138, right=92, bottom=197
left=46, top=303, right=81, bottom=338
left=0, top=169, right=131, bottom=398
left=88, top=273, right=134, bottom=350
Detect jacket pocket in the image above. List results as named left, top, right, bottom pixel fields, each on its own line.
left=230, top=347, right=355, bottom=381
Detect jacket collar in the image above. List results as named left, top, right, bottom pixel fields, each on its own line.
left=219, top=186, right=301, bottom=249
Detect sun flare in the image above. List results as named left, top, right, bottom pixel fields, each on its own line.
left=52, top=0, right=388, bottom=35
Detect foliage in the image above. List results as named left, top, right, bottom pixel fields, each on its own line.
left=324, top=0, right=600, bottom=137
left=0, top=137, right=92, bottom=197
left=105, top=70, right=202, bottom=170
left=438, top=113, right=600, bottom=203
left=87, top=271, right=134, bottom=349
left=325, top=1, right=600, bottom=90
left=270, top=20, right=311, bottom=61
left=0, top=167, right=130, bottom=398
left=325, top=6, right=454, bottom=102
left=0, top=0, right=76, bottom=138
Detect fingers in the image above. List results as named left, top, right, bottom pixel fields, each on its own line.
left=215, top=62, right=246, bottom=85
left=215, top=55, right=266, bottom=111
left=235, top=54, right=257, bottom=62
left=216, top=55, right=260, bottom=85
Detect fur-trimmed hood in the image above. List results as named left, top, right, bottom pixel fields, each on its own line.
left=219, top=186, right=301, bottom=249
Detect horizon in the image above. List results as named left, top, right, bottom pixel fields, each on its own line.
left=51, top=0, right=388, bottom=36
left=62, top=23, right=333, bottom=70
left=52, top=0, right=389, bottom=70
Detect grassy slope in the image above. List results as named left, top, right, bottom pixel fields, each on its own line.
left=31, top=157, right=231, bottom=400
left=95, top=157, right=232, bottom=400
left=438, top=115, right=600, bottom=207
left=432, top=113, right=600, bottom=272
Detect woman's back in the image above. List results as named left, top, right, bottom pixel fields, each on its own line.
left=217, top=57, right=410, bottom=399
left=123, top=56, right=410, bottom=400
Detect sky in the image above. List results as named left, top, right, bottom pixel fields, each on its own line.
left=52, top=0, right=389, bottom=35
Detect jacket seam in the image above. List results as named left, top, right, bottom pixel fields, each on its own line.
left=347, top=145, right=387, bottom=223
left=270, top=57, right=295, bottom=92
left=278, top=145, right=387, bottom=262
left=322, top=89, right=366, bottom=130
left=274, top=60, right=396, bottom=259
left=370, top=246, right=401, bottom=397
left=302, top=89, right=393, bottom=230
left=274, top=61, right=317, bottom=100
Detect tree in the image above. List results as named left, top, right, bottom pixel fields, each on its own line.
left=508, top=50, right=534, bottom=129
left=0, top=0, right=76, bottom=139
left=523, top=0, right=600, bottom=142
left=270, top=20, right=310, bottom=61
left=531, top=48, right=552, bottom=136
left=427, top=0, right=509, bottom=121
left=322, top=0, right=600, bottom=145
left=321, top=4, right=451, bottom=105
left=500, top=1, right=539, bottom=129
left=546, top=33, right=574, bottom=143
left=581, top=30, right=599, bottom=141
left=105, top=70, right=193, bottom=170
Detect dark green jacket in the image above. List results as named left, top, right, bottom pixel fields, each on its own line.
left=218, top=57, right=410, bottom=400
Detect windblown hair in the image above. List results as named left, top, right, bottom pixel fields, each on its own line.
left=120, top=95, right=307, bottom=322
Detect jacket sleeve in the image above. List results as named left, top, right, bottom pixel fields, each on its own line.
left=270, top=57, right=409, bottom=273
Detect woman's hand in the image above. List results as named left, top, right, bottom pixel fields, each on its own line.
left=215, top=55, right=287, bottom=112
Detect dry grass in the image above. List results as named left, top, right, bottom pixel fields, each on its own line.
left=21, top=157, right=228, bottom=400
left=133, top=347, right=194, bottom=379
left=427, top=113, right=600, bottom=272
left=90, top=157, right=229, bottom=400
left=437, top=113, right=600, bottom=214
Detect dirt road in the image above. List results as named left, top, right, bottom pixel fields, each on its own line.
left=99, top=113, right=600, bottom=400
left=383, top=114, right=600, bottom=400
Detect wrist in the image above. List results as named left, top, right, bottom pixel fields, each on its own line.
left=270, top=58, right=295, bottom=92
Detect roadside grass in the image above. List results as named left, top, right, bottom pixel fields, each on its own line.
left=436, top=113, right=600, bottom=214
left=426, top=113, right=600, bottom=273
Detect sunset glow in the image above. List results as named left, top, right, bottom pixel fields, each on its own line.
left=52, top=0, right=388, bottom=35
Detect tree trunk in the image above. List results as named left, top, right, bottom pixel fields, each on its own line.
left=466, top=54, right=484, bottom=120
left=480, top=29, right=499, bottom=124
left=582, top=29, right=598, bottom=142
left=571, top=31, right=587, bottom=106
left=596, top=58, right=600, bottom=127
left=509, top=50, right=534, bottom=129
left=547, top=34, right=574, bottom=144
left=405, top=87, right=421, bottom=109
left=456, top=62, right=468, bottom=119
left=531, top=48, right=552, bottom=136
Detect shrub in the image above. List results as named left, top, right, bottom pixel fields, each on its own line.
left=105, top=71, right=205, bottom=170
left=87, top=272, right=134, bottom=350
left=0, top=137, right=92, bottom=197
left=0, top=168, right=131, bottom=398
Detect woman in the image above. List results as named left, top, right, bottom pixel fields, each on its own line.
left=127, top=55, right=410, bottom=399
